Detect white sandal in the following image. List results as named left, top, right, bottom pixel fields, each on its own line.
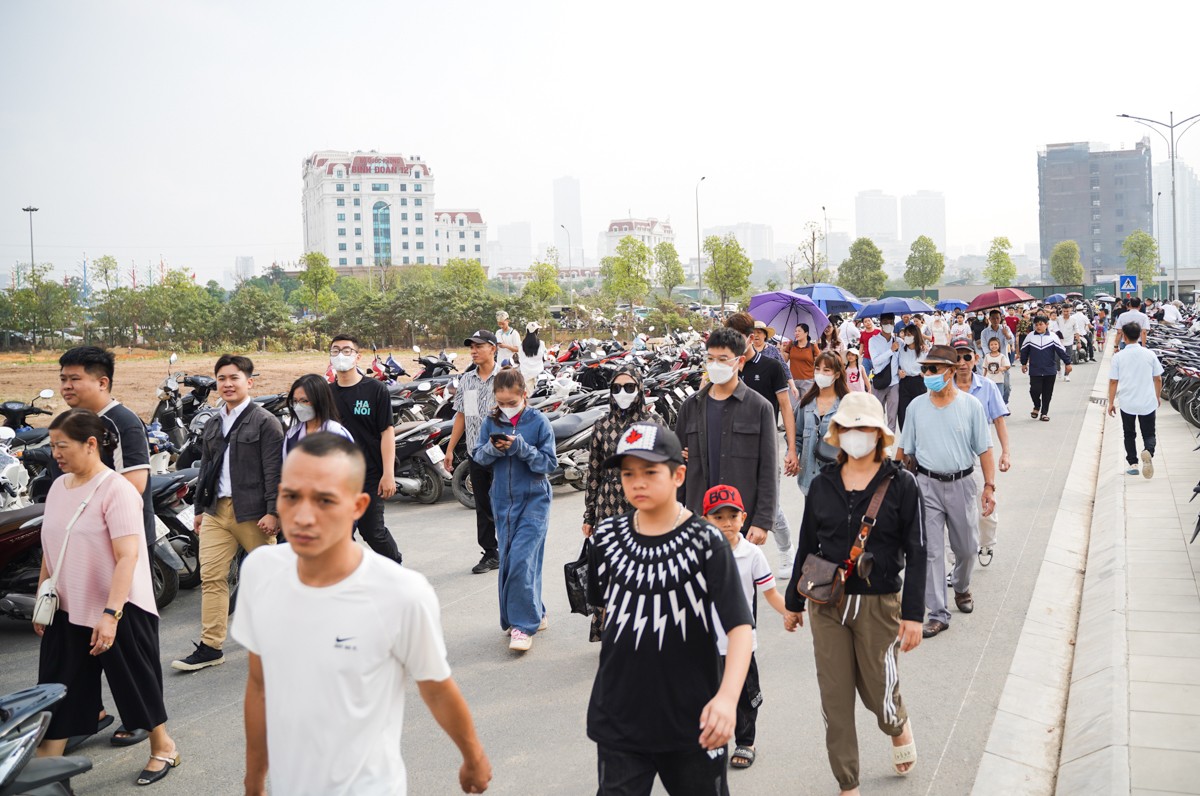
left=892, top=723, right=916, bottom=776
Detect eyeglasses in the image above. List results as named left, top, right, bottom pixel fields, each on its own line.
left=706, top=355, right=740, bottom=365
left=330, top=346, right=358, bottom=356
left=919, top=364, right=948, bottom=375
left=610, top=383, right=639, bottom=394
left=957, top=353, right=974, bottom=362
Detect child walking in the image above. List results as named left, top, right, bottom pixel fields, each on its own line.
left=844, top=349, right=868, bottom=393
left=982, top=337, right=1011, bottom=403
left=472, top=369, right=557, bottom=652
left=703, top=484, right=788, bottom=771
left=587, top=423, right=753, bottom=795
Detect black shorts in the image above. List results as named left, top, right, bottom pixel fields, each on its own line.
left=37, top=603, right=167, bottom=739
left=597, top=743, right=729, bottom=796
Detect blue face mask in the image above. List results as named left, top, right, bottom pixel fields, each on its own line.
left=923, top=373, right=947, bottom=392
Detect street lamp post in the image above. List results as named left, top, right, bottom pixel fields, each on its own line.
left=1118, top=110, right=1200, bottom=299
left=822, top=205, right=829, bottom=272
left=22, top=206, right=38, bottom=279
left=695, top=176, right=706, bottom=305
left=560, top=224, right=572, bottom=274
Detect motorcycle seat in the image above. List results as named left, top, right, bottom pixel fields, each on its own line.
left=9, top=755, right=94, bottom=792
left=150, top=473, right=193, bottom=499
left=14, top=428, right=48, bottom=445
left=0, top=503, right=45, bottom=533
left=551, top=413, right=591, bottom=440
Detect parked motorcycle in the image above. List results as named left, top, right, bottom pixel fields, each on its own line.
left=0, top=683, right=92, bottom=795
left=152, top=468, right=200, bottom=590
left=0, top=388, right=55, bottom=455
left=391, top=418, right=452, bottom=504
left=0, top=428, right=29, bottom=511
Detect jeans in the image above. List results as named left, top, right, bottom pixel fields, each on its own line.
left=596, top=744, right=729, bottom=795
left=1121, top=410, right=1157, bottom=464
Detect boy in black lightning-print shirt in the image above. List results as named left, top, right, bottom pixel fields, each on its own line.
left=586, top=422, right=752, bottom=796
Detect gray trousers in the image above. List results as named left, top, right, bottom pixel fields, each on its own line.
left=919, top=472, right=980, bottom=624
left=773, top=458, right=792, bottom=555
left=973, top=467, right=999, bottom=550
left=872, top=383, right=899, bottom=433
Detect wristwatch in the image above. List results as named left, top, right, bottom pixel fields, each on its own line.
left=103, top=607, right=123, bottom=620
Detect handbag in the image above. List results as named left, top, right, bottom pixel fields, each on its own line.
left=796, top=473, right=893, bottom=607
left=871, top=366, right=892, bottom=390
left=564, top=540, right=593, bottom=616
left=196, top=405, right=253, bottom=509
left=33, top=470, right=113, bottom=626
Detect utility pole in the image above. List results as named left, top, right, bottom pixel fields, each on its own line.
left=695, top=176, right=706, bottom=304
left=22, top=206, right=38, bottom=275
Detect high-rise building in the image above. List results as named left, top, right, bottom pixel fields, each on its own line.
left=495, top=222, right=533, bottom=272
left=1153, top=159, right=1200, bottom=275
left=703, top=222, right=774, bottom=262
left=553, top=177, right=583, bottom=269
left=604, top=217, right=674, bottom=256
left=901, top=190, right=946, bottom=252
left=234, top=256, right=256, bottom=281
left=1037, top=139, right=1153, bottom=282
left=302, top=150, right=488, bottom=272
left=855, top=190, right=899, bottom=243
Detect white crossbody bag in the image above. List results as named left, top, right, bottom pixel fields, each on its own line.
left=32, top=470, right=112, bottom=627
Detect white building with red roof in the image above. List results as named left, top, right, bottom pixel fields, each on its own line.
left=302, top=150, right=487, bottom=274
left=603, top=217, right=674, bottom=257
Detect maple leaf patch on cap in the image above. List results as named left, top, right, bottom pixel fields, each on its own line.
left=617, top=424, right=657, bottom=454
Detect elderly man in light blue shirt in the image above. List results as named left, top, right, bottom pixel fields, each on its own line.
left=953, top=337, right=1011, bottom=567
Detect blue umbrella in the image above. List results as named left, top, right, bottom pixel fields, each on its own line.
left=855, top=296, right=935, bottom=319
left=1044, top=293, right=1067, bottom=304
left=792, top=283, right=863, bottom=316
left=747, top=291, right=830, bottom=340
left=935, top=299, right=968, bottom=312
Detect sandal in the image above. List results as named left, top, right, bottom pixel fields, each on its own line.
left=730, top=745, right=756, bottom=769
left=1040, top=414, right=1050, bottom=422
left=136, top=750, right=181, bottom=786
left=1030, top=410, right=1039, bottom=419
left=892, top=724, right=916, bottom=775
left=113, top=725, right=150, bottom=747
left=64, top=713, right=114, bottom=754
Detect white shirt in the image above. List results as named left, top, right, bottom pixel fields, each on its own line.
left=927, top=316, right=951, bottom=345
left=230, top=545, right=452, bottom=796
left=838, top=320, right=860, bottom=349
left=495, top=327, right=521, bottom=366
left=1163, top=304, right=1182, bottom=324
left=1109, top=342, right=1164, bottom=416
left=217, top=398, right=251, bottom=498
left=712, top=539, right=774, bottom=654
left=517, top=341, right=547, bottom=382
left=1120, top=309, right=1151, bottom=334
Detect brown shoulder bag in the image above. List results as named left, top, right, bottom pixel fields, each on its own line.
left=796, top=474, right=893, bottom=608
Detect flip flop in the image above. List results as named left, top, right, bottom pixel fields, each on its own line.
left=730, top=745, right=756, bottom=769
left=64, top=713, right=114, bottom=754
left=112, top=725, right=150, bottom=747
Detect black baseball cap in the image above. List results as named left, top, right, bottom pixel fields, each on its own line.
left=603, top=423, right=685, bottom=469
left=464, top=329, right=498, bottom=346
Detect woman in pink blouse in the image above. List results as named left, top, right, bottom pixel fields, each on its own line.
left=35, top=409, right=179, bottom=787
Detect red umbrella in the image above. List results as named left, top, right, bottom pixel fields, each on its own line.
left=966, top=287, right=1036, bottom=312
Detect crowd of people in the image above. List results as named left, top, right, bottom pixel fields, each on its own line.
left=22, top=293, right=1170, bottom=795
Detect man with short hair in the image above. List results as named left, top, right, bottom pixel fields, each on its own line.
left=329, top=334, right=402, bottom=565
left=1053, top=305, right=1087, bottom=373
left=895, top=344, right=997, bottom=638
left=173, top=355, right=284, bottom=671
left=952, top=337, right=1012, bottom=566
left=1162, top=300, right=1183, bottom=326
left=494, top=311, right=520, bottom=368
left=444, top=330, right=501, bottom=573
left=1021, top=315, right=1073, bottom=421
left=234, top=433, right=492, bottom=796
left=676, top=327, right=778, bottom=545
left=1108, top=322, right=1163, bottom=478
left=867, top=313, right=901, bottom=431
left=1120, top=297, right=1151, bottom=347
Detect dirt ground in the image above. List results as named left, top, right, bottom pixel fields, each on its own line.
left=0, top=347, right=471, bottom=426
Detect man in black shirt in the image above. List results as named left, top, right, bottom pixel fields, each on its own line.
left=329, top=334, right=402, bottom=564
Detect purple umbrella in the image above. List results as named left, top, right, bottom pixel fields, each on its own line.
left=747, top=291, right=830, bottom=341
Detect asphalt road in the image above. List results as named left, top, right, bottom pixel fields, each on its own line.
left=0, top=365, right=1096, bottom=795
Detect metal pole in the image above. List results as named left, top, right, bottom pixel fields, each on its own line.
left=695, top=194, right=701, bottom=299
left=560, top=224, right=572, bottom=273
left=822, top=205, right=829, bottom=272
left=22, top=206, right=37, bottom=274
left=1171, top=111, right=1180, bottom=300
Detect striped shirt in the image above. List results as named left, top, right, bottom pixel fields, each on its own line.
left=453, top=368, right=497, bottom=456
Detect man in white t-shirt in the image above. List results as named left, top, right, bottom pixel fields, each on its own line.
left=232, top=434, right=491, bottom=796
left=494, top=311, right=521, bottom=368
left=1119, top=297, right=1151, bottom=347
left=839, top=316, right=861, bottom=350
left=1162, top=300, right=1183, bottom=325
left=1107, top=321, right=1164, bottom=479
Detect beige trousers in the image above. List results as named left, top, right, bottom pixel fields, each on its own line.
left=199, top=498, right=275, bottom=649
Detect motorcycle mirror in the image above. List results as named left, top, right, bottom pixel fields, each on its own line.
left=418, top=382, right=433, bottom=392
left=168, top=352, right=178, bottom=366
left=0, top=426, right=14, bottom=441
left=648, top=326, right=655, bottom=332
left=413, top=345, right=422, bottom=354
left=447, top=352, right=458, bottom=361
left=38, top=388, right=54, bottom=400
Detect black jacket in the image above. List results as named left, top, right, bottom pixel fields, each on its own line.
left=785, top=459, right=926, bottom=622
left=675, top=379, right=777, bottom=533
left=196, top=401, right=285, bottom=523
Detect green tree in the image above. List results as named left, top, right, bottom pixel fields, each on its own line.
left=903, top=236, right=945, bottom=296
left=225, top=283, right=293, bottom=348
left=1121, top=229, right=1159, bottom=287
left=204, top=280, right=227, bottom=303
left=523, top=261, right=563, bottom=305
left=702, top=234, right=753, bottom=308
left=983, top=236, right=1017, bottom=286
left=1049, top=240, right=1084, bottom=285
left=653, top=241, right=686, bottom=299
left=442, top=258, right=488, bottom=292
left=836, top=238, right=887, bottom=298
left=294, top=251, right=339, bottom=319
left=798, top=221, right=830, bottom=285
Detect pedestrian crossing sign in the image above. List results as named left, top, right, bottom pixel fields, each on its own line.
left=1119, top=275, right=1138, bottom=293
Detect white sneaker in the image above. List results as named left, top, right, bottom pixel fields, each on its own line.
left=778, top=549, right=795, bottom=577
left=509, top=629, right=532, bottom=652
left=1141, top=450, right=1154, bottom=479
left=538, top=615, right=549, bottom=631
left=1064, top=374, right=1071, bottom=382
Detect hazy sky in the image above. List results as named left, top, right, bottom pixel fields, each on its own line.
left=3, top=0, right=1198, bottom=284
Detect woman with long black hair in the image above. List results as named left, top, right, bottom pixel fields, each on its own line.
left=517, top=321, right=548, bottom=395
left=795, top=351, right=848, bottom=495
left=895, top=323, right=929, bottom=431
left=283, top=374, right=354, bottom=459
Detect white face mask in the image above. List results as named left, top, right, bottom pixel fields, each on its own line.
left=706, top=361, right=737, bottom=385
left=613, top=390, right=638, bottom=410
left=838, top=429, right=879, bottom=460
left=880, top=324, right=894, bottom=334
left=330, top=353, right=357, bottom=372
left=292, top=404, right=316, bottom=423
left=902, top=336, right=915, bottom=346
left=500, top=404, right=523, bottom=420
left=813, top=373, right=836, bottom=389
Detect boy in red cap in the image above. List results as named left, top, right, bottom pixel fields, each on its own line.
left=586, top=423, right=752, bottom=795
left=703, top=484, right=788, bottom=771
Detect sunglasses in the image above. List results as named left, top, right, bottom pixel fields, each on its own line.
left=610, top=383, right=639, bottom=394
left=919, top=364, right=948, bottom=375
left=957, top=352, right=974, bottom=362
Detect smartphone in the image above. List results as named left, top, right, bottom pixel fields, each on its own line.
left=490, top=433, right=508, bottom=444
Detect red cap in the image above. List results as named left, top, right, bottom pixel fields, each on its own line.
left=703, top=484, right=745, bottom=516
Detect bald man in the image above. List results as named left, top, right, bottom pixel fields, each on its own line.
left=232, top=433, right=492, bottom=795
